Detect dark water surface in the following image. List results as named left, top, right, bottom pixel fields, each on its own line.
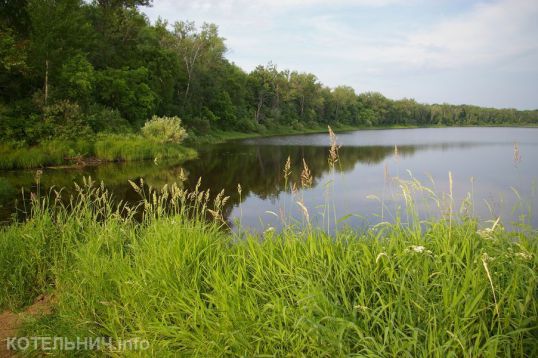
left=1, top=127, right=537, bottom=230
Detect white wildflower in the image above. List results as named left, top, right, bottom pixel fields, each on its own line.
left=354, top=305, right=369, bottom=312
left=515, top=252, right=533, bottom=261
left=406, top=245, right=433, bottom=255
left=477, top=217, right=502, bottom=239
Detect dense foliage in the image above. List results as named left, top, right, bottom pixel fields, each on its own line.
left=1, top=0, right=538, bottom=145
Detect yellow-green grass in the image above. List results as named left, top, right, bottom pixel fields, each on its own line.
left=93, top=134, right=197, bottom=162
left=0, top=179, right=536, bottom=357
left=0, top=141, right=93, bottom=169
left=0, top=136, right=196, bottom=170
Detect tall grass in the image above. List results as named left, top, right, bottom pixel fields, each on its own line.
left=0, top=141, right=93, bottom=169
left=0, top=174, right=534, bottom=356
left=94, top=134, right=196, bottom=162
left=0, top=135, right=196, bottom=169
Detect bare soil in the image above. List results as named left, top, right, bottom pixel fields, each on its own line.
left=0, top=295, right=52, bottom=358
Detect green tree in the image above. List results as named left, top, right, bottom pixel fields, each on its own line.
left=96, top=66, right=156, bottom=125
left=248, top=65, right=275, bottom=124
left=289, top=71, right=323, bottom=123
left=27, top=0, right=90, bottom=105
left=332, top=86, right=357, bottom=123
left=165, top=21, right=226, bottom=102
left=59, top=54, right=95, bottom=103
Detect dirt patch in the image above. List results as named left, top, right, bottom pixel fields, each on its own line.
left=0, top=295, right=52, bottom=358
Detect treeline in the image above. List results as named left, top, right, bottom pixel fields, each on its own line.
left=1, top=0, right=537, bottom=145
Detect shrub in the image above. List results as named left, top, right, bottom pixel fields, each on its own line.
left=141, top=115, right=187, bottom=144
left=187, top=117, right=211, bottom=134
left=291, top=120, right=305, bottom=131
left=232, top=116, right=261, bottom=132
left=43, top=100, right=93, bottom=140
left=85, top=104, right=132, bottom=134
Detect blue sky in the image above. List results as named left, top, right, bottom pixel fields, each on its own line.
left=142, top=0, right=538, bottom=109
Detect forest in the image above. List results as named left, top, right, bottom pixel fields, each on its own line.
left=2, top=0, right=538, bottom=148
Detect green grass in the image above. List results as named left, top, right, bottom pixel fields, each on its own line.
left=187, top=123, right=430, bottom=145
left=93, top=134, right=197, bottom=162
left=187, top=123, right=538, bottom=145
left=187, top=123, right=368, bottom=145
left=0, top=141, right=93, bottom=170
left=0, top=135, right=196, bottom=169
left=1, top=178, right=536, bottom=356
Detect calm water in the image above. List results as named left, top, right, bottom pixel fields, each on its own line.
left=1, top=127, right=537, bottom=230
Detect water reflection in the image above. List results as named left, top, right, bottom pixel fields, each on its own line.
left=1, top=127, right=537, bottom=229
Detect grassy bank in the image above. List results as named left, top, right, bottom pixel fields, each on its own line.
left=0, top=178, right=536, bottom=356
left=187, top=122, right=538, bottom=145
left=3, top=124, right=536, bottom=169
left=186, top=123, right=412, bottom=145
left=0, top=135, right=197, bottom=170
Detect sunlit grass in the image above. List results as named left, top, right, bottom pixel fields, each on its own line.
left=94, top=134, right=197, bottom=162
left=0, top=175, right=534, bottom=356
left=0, top=141, right=93, bottom=169
left=0, top=135, right=197, bottom=169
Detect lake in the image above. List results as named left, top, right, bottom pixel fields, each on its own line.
left=1, top=127, right=537, bottom=231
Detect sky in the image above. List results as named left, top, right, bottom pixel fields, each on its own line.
left=142, top=0, right=538, bottom=110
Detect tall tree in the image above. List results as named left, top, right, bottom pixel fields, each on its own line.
left=332, top=86, right=357, bottom=123
left=165, top=21, right=226, bottom=102
left=27, top=0, right=90, bottom=106
left=289, top=71, right=322, bottom=122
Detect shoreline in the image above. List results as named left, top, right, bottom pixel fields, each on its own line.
left=1, top=124, right=537, bottom=170
left=189, top=123, right=538, bottom=145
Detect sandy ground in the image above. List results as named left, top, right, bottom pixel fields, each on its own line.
left=0, top=295, right=52, bottom=358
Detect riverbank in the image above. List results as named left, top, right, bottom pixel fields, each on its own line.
left=186, top=123, right=429, bottom=145
left=0, top=134, right=197, bottom=170
left=0, top=179, right=536, bottom=356
left=2, top=123, right=536, bottom=170
left=186, top=122, right=538, bottom=145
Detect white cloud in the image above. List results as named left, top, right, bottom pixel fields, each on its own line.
left=296, top=0, right=538, bottom=71
left=142, top=0, right=538, bottom=108
left=406, top=0, right=538, bottom=69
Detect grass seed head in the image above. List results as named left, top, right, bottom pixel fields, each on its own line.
left=301, top=159, right=312, bottom=188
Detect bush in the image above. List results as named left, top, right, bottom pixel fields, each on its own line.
left=85, top=104, right=132, bottom=134
left=291, top=120, right=305, bottom=131
left=187, top=117, right=211, bottom=134
left=43, top=100, right=93, bottom=140
left=232, top=116, right=260, bottom=132
left=141, top=115, right=187, bottom=144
